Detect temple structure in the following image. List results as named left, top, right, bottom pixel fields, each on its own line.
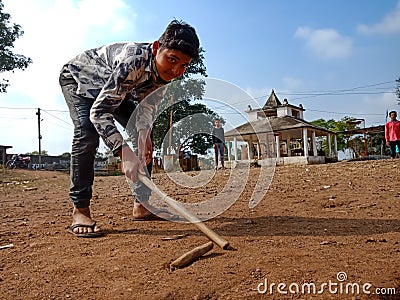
left=224, top=90, right=338, bottom=165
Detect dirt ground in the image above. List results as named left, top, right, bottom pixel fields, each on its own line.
left=0, top=159, right=399, bottom=300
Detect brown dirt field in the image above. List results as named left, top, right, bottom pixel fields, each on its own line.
left=0, top=159, right=399, bottom=300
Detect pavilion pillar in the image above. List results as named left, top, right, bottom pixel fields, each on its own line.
left=234, top=137, right=238, bottom=161
left=275, top=135, right=280, bottom=158
left=312, top=131, right=317, bottom=156
left=303, top=128, right=309, bottom=157
left=328, top=134, right=332, bottom=157
left=334, top=135, right=338, bottom=157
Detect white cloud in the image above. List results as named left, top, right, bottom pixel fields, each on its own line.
left=3, top=0, right=136, bottom=107
left=0, top=0, right=137, bottom=154
left=357, top=1, right=400, bottom=35
left=282, top=77, right=303, bottom=91
left=294, top=26, right=353, bottom=60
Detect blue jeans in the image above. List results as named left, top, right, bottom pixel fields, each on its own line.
left=61, top=82, right=151, bottom=208
left=389, top=140, right=400, bottom=158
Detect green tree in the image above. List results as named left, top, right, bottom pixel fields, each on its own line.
left=311, top=116, right=354, bottom=151
left=95, top=148, right=107, bottom=159
left=311, top=117, right=385, bottom=158
left=153, top=48, right=220, bottom=155
left=26, top=150, right=48, bottom=155
left=0, top=1, right=32, bottom=92
left=60, top=152, right=71, bottom=158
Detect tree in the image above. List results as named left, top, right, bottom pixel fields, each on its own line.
left=95, top=148, right=107, bottom=159
left=311, top=116, right=388, bottom=158
left=153, top=48, right=221, bottom=155
left=170, top=103, right=222, bottom=155
left=311, top=116, right=355, bottom=152
left=26, top=150, right=48, bottom=155
left=60, top=152, right=71, bottom=158
left=0, top=1, right=32, bottom=92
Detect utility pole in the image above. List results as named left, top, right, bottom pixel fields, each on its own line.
left=169, top=107, right=173, bottom=154
left=168, top=94, right=173, bottom=155
left=36, top=108, right=42, bottom=168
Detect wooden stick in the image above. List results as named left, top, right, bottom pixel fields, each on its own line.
left=170, top=242, right=213, bottom=269
left=138, top=174, right=230, bottom=250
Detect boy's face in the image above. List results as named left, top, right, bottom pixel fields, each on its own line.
left=152, top=41, right=192, bottom=82
left=215, top=120, right=220, bottom=127
left=390, top=112, right=397, bottom=120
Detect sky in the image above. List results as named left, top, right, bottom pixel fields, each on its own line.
left=1, top=0, right=399, bottom=155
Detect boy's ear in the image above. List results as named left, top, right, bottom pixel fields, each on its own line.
left=152, top=41, right=160, bottom=55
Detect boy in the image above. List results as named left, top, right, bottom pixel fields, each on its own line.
left=212, top=118, right=225, bottom=170
left=59, top=20, right=200, bottom=237
left=385, top=110, right=400, bottom=159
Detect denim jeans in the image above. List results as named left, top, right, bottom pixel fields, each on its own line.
left=389, top=140, right=400, bottom=158
left=61, top=81, right=151, bottom=208
left=214, top=143, right=225, bottom=163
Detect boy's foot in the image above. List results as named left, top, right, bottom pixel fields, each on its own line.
left=132, top=201, right=179, bottom=220
left=70, top=207, right=102, bottom=235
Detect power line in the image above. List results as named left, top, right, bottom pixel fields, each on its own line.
left=0, top=106, right=68, bottom=112
left=0, top=106, right=36, bottom=110
left=279, top=80, right=395, bottom=95
left=306, top=109, right=385, bottom=116
left=42, top=118, right=73, bottom=131
left=209, top=80, right=397, bottom=109
left=41, top=109, right=72, bottom=127
left=0, top=116, right=35, bottom=120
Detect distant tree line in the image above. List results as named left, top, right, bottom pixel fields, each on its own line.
left=311, top=117, right=387, bottom=158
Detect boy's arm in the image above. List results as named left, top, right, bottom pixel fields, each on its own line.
left=385, top=123, right=389, bottom=143
left=90, top=56, right=148, bottom=157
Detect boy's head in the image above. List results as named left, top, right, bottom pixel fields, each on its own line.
left=215, top=119, right=221, bottom=127
left=152, top=20, right=200, bottom=82
left=389, top=111, right=397, bottom=120
left=158, top=20, right=199, bottom=60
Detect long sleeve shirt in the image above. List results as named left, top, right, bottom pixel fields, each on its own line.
left=59, top=42, right=168, bottom=155
left=385, top=119, right=400, bottom=142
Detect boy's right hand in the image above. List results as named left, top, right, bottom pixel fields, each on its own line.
left=137, top=129, right=153, bottom=165
left=121, top=146, right=145, bottom=183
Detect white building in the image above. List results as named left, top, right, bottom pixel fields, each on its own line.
left=225, top=90, right=338, bottom=165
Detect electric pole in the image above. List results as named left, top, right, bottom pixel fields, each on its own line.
left=168, top=94, right=173, bottom=154
left=36, top=108, right=42, bottom=168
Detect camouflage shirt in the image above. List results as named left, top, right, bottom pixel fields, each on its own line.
left=60, top=42, right=168, bottom=155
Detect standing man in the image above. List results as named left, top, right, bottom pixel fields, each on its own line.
left=212, top=118, right=225, bottom=170
left=385, top=110, right=400, bottom=159
left=60, top=20, right=200, bottom=237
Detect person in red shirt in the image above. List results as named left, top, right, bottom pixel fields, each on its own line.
left=385, top=110, right=400, bottom=159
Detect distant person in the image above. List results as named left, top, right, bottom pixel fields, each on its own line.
left=385, top=110, right=400, bottom=159
left=212, top=118, right=225, bottom=170
left=59, top=20, right=200, bottom=237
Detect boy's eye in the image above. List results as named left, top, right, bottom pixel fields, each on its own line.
left=168, top=57, right=176, bottom=63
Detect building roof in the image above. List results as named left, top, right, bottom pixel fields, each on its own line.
left=342, top=125, right=385, bottom=135
left=225, top=115, right=336, bottom=138
left=262, top=89, right=281, bottom=109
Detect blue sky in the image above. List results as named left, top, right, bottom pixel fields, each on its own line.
left=1, top=0, right=399, bottom=155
